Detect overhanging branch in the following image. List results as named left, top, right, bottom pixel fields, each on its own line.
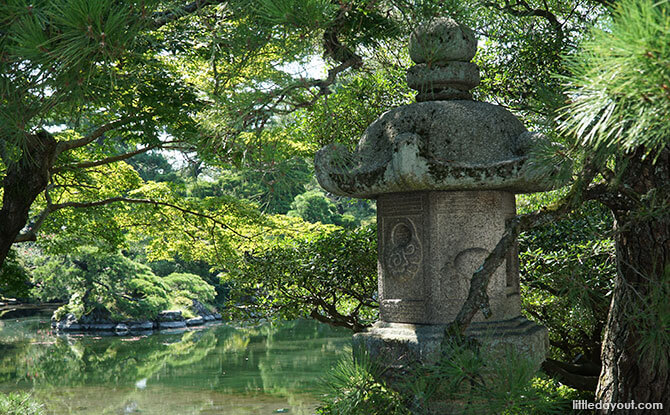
left=15, top=196, right=251, bottom=242
left=55, top=117, right=135, bottom=154
left=448, top=216, right=523, bottom=335
left=152, top=0, right=229, bottom=28
left=53, top=143, right=163, bottom=173
left=51, top=197, right=250, bottom=239
left=483, top=0, right=564, bottom=40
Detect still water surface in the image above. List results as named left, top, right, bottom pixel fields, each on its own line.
left=0, top=316, right=351, bottom=414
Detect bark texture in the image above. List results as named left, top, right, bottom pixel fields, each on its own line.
left=596, top=148, right=670, bottom=413
left=0, top=131, right=58, bottom=265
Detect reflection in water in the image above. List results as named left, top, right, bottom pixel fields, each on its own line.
left=0, top=317, right=350, bottom=414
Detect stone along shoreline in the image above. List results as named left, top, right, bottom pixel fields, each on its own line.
left=52, top=306, right=222, bottom=335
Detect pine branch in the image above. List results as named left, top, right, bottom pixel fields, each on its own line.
left=152, top=0, right=229, bottom=28
left=322, top=0, right=364, bottom=65
left=447, top=216, right=523, bottom=335
left=15, top=196, right=251, bottom=242
left=237, top=55, right=364, bottom=130
left=54, top=197, right=250, bottom=239
left=55, top=117, right=136, bottom=154
left=482, top=0, right=564, bottom=40
left=53, top=141, right=182, bottom=173
left=590, top=0, right=617, bottom=8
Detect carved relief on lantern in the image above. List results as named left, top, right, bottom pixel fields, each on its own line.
left=384, top=218, right=423, bottom=283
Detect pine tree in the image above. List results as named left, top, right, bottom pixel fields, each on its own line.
left=559, top=0, right=670, bottom=409
left=0, top=0, right=400, bottom=266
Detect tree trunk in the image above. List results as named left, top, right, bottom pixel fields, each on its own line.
left=596, top=148, right=670, bottom=413
left=0, top=132, right=58, bottom=266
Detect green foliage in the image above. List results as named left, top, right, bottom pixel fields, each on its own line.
left=318, top=343, right=572, bottom=415
left=163, top=272, right=216, bottom=308
left=35, top=160, right=144, bottom=254
left=445, top=0, right=607, bottom=123
left=286, top=185, right=375, bottom=228
left=560, top=0, right=670, bottom=159
left=31, top=248, right=227, bottom=322
left=296, top=66, right=413, bottom=151
left=0, top=392, right=45, bottom=415
left=0, top=249, right=32, bottom=299
left=409, top=343, right=567, bottom=414
left=126, top=151, right=184, bottom=184
left=250, top=0, right=338, bottom=28
left=518, top=200, right=614, bottom=364
left=317, top=349, right=409, bottom=415
left=26, top=254, right=74, bottom=303
left=192, top=157, right=312, bottom=215
left=33, top=247, right=171, bottom=321
left=0, top=0, right=200, bottom=146
left=120, top=181, right=265, bottom=266
left=287, top=189, right=340, bottom=224
left=225, top=225, right=378, bottom=331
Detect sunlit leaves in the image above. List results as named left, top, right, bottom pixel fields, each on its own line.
left=0, top=0, right=153, bottom=140
left=560, top=0, right=670, bottom=159
left=518, top=200, right=615, bottom=362
left=295, top=66, right=413, bottom=151
left=249, top=0, right=338, bottom=29
left=224, top=224, right=378, bottom=330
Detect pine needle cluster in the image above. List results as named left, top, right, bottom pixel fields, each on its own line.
left=560, top=0, right=670, bottom=160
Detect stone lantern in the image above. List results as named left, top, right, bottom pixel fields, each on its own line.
left=315, top=18, right=550, bottom=368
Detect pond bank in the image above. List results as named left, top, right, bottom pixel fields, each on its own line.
left=0, top=302, right=61, bottom=320
left=52, top=306, right=223, bottom=336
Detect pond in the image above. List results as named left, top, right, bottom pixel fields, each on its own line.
left=0, top=314, right=351, bottom=414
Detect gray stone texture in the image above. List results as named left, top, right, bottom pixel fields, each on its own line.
left=158, top=321, right=187, bottom=329
left=407, top=62, right=480, bottom=95
left=415, top=88, right=472, bottom=102
left=53, top=307, right=221, bottom=335
left=315, top=16, right=558, bottom=199
left=114, top=323, right=130, bottom=335
left=157, top=310, right=183, bottom=322
left=353, top=316, right=548, bottom=369
left=377, top=191, right=520, bottom=325
left=186, top=316, right=205, bottom=326
left=128, top=321, right=154, bottom=331
left=84, top=323, right=116, bottom=331
left=314, top=100, right=553, bottom=198
left=409, top=18, right=476, bottom=64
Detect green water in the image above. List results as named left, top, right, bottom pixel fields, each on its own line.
left=0, top=316, right=351, bottom=414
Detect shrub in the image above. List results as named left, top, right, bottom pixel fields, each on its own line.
left=317, top=349, right=409, bottom=415
left=225, top=225, right=378, bottom=331
left=519, top=199, right=614, bottom=373
left=163, top=272, right=216, bottom=305
left=0, top=392, right=45, bottom=415
left=38, top=247, right=171, bottom=321
left=0, top=249, right=33, bottom=300
left=317, top=341, right=573, bottom=415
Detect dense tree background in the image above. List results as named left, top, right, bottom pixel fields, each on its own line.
left=1, top=0, right=668, bottom=412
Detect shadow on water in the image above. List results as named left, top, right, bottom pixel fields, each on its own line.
left=0, top=317, right=351, bottom=415
left=0, top=303, right=59, bottom=320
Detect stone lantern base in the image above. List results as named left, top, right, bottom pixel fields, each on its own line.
left=353, top=316, right=548, bottom=371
